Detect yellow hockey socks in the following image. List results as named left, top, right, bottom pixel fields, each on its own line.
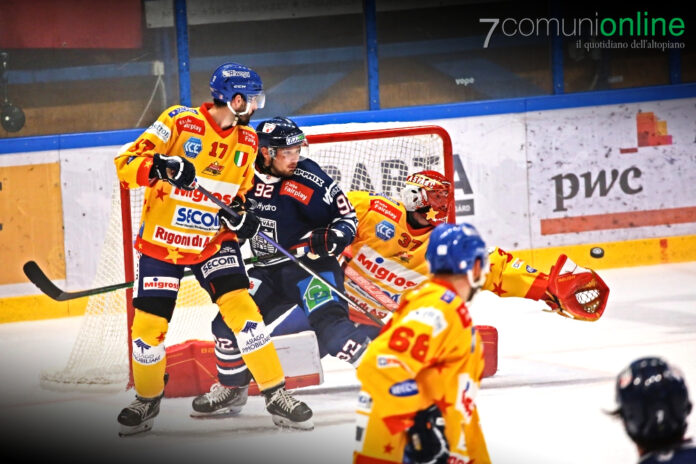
left=217, top=289, right=284, bottom=391
left=131, top=309, right=169, bottom=398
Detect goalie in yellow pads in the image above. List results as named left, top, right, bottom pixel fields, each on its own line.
left=344, top=170, right=610, bottom=326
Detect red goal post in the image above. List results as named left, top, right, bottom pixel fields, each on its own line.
left=39, top=125, right=454, bottom=390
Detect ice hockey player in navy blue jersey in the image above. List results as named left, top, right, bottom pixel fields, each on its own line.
left=191, top=117, right=381, bottom=418
left=610, top=357, right=695, bottom=463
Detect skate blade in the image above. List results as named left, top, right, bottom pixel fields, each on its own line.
left=190, top=406, right=243, bottom=419
left=271, top=415, right=314, bottom=431
left=118, top=419, right=153, bottom=437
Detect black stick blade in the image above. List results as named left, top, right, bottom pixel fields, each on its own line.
left=23, top=261, right=67, bottom=301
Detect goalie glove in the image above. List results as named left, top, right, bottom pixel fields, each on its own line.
left=403, top=405, right=449, bottom=464
left=218, top=198, right=261, bottom=240
left=151, top=153, right=197, bottom=191
left=544, top=254, right=609, bottom=322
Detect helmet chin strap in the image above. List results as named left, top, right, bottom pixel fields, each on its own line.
left=465, top=272, right=483, bottom=302
left=226, top=100, right=253, bottom=125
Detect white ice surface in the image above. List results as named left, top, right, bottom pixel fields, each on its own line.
left=0, top=262, right=694, bottom=464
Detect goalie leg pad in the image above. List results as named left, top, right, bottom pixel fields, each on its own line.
left=476, top=325, right=498, bottom=378
left=164, top=331, right=324, bottom=398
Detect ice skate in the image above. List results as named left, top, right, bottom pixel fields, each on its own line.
left=191, top=383, right=248, bottom=418
left=264, top=384, right=314, bottom=430
left=117, top=392, right=164, bottom=436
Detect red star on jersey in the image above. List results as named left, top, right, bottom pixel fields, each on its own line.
left=383, top=443, right=394, bottom=454
left=491, top=282, right=507, bottom=296
left=382, top=412, right=415, bottom=434
left=156, top=331, right=166, bottom=343
left=155, top=186, right=167, bottom=201
left=434, top=395, right=453, bottom=413
left=428, top=358, right=447, bottom=373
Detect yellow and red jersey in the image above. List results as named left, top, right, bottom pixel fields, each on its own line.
left=353, top=279, right=490, bottom=464
left=345, top=191, right=549, bottom=324
left=114, top=103, right=258, bottom=265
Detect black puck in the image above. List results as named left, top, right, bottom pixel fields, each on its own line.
left=590, top=247, right=604, bottom=258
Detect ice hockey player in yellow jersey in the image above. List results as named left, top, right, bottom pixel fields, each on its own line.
left=353, top=222, right=492, bottom=464
left=113, top=62, right=312, bottom=436
left=344, top=171, right=609, bottom=326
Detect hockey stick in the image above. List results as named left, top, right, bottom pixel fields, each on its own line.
left=196, top=184, right=385, bottom=327
left=344, top=265, right=398, bottom=312
left=22, top=253, right=284, bottom=302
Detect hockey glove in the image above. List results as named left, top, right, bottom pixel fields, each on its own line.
left=404, top=405, right=449, bottom=464
left=307, top=226, right=350, bottom=257
left=544, top=254, right=609, bottom=322
left=218, top=198, right=261, bottom=240
left=151, top=153, right=197, bottom=191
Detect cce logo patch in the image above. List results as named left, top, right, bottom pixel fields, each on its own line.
left=184, top=137, right=203, bottom=158
left=375, top=220, right=395, bottom=241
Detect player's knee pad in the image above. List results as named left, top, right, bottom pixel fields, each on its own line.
left=131, top=308, right=169, bottom=346
left=216, top=288, right=263, bottom=333
left=132, top=296, right=177, bottom=322
left=131, top=309, right=169, bottom=398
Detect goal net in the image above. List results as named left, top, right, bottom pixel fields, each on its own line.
left=39, top=125, right=453, bottom=391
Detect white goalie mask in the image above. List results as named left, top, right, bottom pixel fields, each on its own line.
left=400, top=170, right=452, bottom=226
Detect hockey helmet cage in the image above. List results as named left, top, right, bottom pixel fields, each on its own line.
left=613, top=357, right=692, bottom=450
left=426, top=223, right=489, bottom=289
left=210, top=62, right=265, bottom=108
left=400, top=170, right=451, bottom=226
left=256, top=117, right=306, bottom=158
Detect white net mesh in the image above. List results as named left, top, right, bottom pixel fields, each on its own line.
left=39, top=126, right=450, bottom=391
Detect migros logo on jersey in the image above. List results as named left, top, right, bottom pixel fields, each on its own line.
left=172, top=187, right=233, bottom=205
left=355, top=247, right=420, bottom=290
left=142, top=276, right=180, bottom=291
left=170, top=179, right=240, bottom=207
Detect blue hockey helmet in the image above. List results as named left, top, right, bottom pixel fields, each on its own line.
left=255, top=117, right=306, bottom=158
left=613, top=357, right=692, bottom=450
left=209, top=62, right=265, bottom=109
left=425, top=223, right=489, bottom=290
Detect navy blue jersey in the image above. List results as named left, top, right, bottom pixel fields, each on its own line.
left=246, top=158, right=357, bottom=265
left=639, top=441, right=696, bottom=463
